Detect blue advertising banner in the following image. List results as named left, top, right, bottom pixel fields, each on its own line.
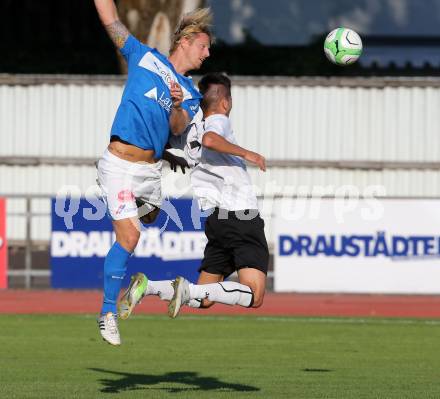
left=51, top=197, right=207, bottom=289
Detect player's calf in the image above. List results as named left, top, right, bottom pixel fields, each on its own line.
left=238, top=267, right=266, bottom=308
left=238, top=279, right=265, bottom=308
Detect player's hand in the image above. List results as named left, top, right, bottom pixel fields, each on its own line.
left=170, top=82, right=183, bottom=108
left=162, top=150, right=189, bottom=174
left=244, top=151, right=266, bottom=171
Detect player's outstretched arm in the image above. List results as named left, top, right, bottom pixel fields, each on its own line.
left=202, top=131, right=266, bottom=171
left=94, top=0, right=130, bottom=49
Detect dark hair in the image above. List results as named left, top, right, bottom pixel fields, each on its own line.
left=198, top=73, right=231, bottom=96
left=198, top=73, right=231, bottom=111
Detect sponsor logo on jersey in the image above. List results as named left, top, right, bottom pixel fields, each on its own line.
left=138, top=52, right=192, bottom=101
left=157, top=91, right=172, bottom=112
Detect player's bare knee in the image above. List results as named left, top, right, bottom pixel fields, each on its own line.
left=119, top=231, right=140, bottom=252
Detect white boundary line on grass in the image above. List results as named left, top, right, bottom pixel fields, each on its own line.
left=80, top=314, right=440, bottom=326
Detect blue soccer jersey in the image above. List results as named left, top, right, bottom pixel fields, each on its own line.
left=110, top=35, right=202, bottom=158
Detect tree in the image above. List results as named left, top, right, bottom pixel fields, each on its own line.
left=116, top=0, right=205, bottom=73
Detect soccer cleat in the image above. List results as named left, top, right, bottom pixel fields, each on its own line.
left=118, top=272, right=148, bottom=320
left=98, top=312, right=121, bottom=346
left=168, top=276, right=191, bottom=319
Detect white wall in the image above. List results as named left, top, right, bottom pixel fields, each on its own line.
left=2, top=76, right=440, bottom=241
left=2, top=77, right=440, bottom=162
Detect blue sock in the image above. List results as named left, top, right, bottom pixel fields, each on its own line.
left=101, top=242, right=131, bottom=315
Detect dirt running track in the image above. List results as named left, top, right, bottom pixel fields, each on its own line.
left=1, top=290, right=440, bottom=318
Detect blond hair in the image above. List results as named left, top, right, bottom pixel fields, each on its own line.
left=170, top=8, right=214, bottom=54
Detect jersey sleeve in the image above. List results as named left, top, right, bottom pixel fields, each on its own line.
left=120, top=35, right=151, bottom=60
left=202, top=115, right=229, bottom=139
left=181, top=99, right=200, bottom=120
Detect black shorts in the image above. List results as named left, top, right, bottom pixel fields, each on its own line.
left=199, top=208, right=269, bottom=278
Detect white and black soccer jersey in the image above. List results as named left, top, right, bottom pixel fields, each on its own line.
left=180, top=113, right=268, bottom=275
left=184, top=119, right=204, bottom=168
left=186, top=114, right=259, bottom=212
left=167, top=109, right=203, bottom=163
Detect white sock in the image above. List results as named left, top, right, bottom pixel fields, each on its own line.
left=146, top=280, right=174, bottom=301
left=189, top=281, right=254, bottom=307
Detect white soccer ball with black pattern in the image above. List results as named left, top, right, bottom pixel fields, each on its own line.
left=324, top=27, right=363, bottom=66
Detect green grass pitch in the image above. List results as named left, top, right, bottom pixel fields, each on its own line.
left=1, top=314, right=440, bottom=398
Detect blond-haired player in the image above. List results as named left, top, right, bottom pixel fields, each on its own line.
left=94, top=0, right=213, bottom=345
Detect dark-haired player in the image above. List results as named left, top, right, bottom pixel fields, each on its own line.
left=119, top=73, right=269, bottom=319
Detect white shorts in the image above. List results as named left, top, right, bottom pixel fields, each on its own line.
left=97, top=149, right=163, bottom=221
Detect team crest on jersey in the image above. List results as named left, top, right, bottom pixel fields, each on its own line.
left=144, top=87, right=157, bottom=100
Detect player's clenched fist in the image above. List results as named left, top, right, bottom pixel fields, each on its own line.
left=170, top=81, right=184, bottom=108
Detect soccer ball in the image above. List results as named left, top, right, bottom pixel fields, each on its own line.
left=324, top=28, right=363, bottom=66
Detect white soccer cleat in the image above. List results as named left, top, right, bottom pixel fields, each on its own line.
left=168, top=276, right=191, bottom=319
left=98, top=312, right=121, bottom=346
left=118, top=272, right=148, bottom=320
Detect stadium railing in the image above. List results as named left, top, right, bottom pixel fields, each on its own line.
left=2, top=192, right=276, bottom=289
left=5, top=194, right=51, bottom=289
